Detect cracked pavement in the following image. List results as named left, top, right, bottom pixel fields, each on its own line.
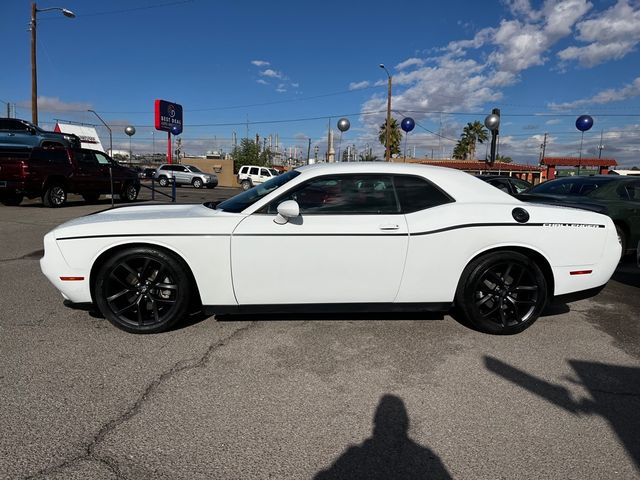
left=1, top=192, right=639, bottom=479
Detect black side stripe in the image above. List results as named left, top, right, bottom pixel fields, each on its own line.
left=56, top=222, right=605, bottom=241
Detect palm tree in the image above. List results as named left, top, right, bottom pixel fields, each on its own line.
left=461, top=121, right=489, bottom=160
left=378, top=118, right=402, bottom=157
left=452, top=137, right=470, bottom=160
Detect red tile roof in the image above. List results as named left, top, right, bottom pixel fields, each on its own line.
left=541, top=157, right=617, bottom=167
left=412, top=160, right=543, bottom=172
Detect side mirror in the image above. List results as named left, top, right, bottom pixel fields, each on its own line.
left=274, top=200, right=300, bottom=225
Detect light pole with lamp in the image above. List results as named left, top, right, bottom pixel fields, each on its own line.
left=87, top=109, right=114, bottom=207
left=379, top=64, right=392, bottom=162
left=30, top=3, right=75, bottom=126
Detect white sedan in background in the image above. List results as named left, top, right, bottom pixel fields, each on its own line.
left=41, top=163, right=621, bottom=335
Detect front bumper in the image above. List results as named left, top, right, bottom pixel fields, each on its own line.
left=40, top=232, right=92, bottom=304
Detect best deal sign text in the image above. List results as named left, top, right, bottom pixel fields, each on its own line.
left=154, top=99, right=183, bottom=135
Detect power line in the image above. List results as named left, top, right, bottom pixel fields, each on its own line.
left=41, top=0, right=194, bottom=19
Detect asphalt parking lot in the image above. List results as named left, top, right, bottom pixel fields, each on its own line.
left=1, top=186, right=639, bottom=480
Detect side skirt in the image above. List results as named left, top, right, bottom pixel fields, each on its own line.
left=203, top=302, right=453, bottom=316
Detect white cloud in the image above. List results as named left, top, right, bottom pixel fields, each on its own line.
left=276, top=83, right=287, bottom=93
left=349, top=81, right=370, bottom=90
left=291, top=82, right=299, bottom=88
left=549, top=76, right=640, bottom=109
left=260, top=68, right=283, bottom=79
left=17, top=96, right=92, bottom=112
left=557, top=0, right=640, bottom=67
left=395, top=58, right=425, bottom=70
left=256, top=79, right=268, bottom=85
left=251, top=60, right=270, bottom=67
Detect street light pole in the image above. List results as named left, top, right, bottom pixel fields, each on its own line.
left=87, top=109, right=112, bottom=157
left=379, top=64, right=392, bottom=162
left=30, top=3, right=75, bottom=126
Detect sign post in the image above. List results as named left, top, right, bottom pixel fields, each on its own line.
left=154, top=99, right=183, bottom=165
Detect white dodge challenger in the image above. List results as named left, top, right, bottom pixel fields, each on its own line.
left=41, top=163, right=620, bottom=334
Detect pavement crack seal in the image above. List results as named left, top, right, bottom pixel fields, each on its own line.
left=24, top=321, right=257, bottom=480
left=0, top=249, right=44, bottom=263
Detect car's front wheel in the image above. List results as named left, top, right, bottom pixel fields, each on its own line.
left=455, top=251, right=547, bottom=334
left=94, top=247, right=192, bottom=333
left=42, top=183, right=67, bottom=208
left=157, top=176, right=169, bottom=187
left=120, top=182, right=139, bottom=202
left=192, top=178, right=203, bottom=189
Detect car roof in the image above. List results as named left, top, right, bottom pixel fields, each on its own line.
left=294, top=162, right=512, bottom=203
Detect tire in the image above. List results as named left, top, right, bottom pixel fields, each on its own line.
left=455, top=251, right=547, bottom=335
left=94, top=247, right=192, bottom=334
left=42, top=183, right=67, bottom=208
left=615, top=224, right=627, bottom=260
left=192, top=178, right=203, bottom=189
left=158, top=176, right=169, bottom=187
left=120, top=183, right=139, bottom=202
left=82, top=193, right=100, bottom=203
left=241, top=180, right=252, bottom=191
left=1, top=192, right=24, bottom=206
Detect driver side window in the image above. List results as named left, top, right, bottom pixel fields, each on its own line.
left=267, top=175, right=399, bottom=215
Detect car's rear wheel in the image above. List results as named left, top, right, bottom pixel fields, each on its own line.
left=1, top=192, right=24, bottom=206
left=192, top=178, right=203, bottom=189
left=42, top=183, right=67, bottom=208
left=158, top=176, right=169, bottom=187
left=455, top=251, right=547, bottom=334
left=120, top=182, right=139, bottom=202
left=94, top=247, right=191, bottom=333
left=241, top=180, right=252, bottom=191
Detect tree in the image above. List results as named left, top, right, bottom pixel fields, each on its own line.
left=231, top=138, right=272, bottom=172
left=452, top=137, right=470, bottom=159
left=461, top=121, right=488, bottom=160
left=378, top=118, right=402, bottom=157
left=359, top=151, right=379, bottom=162
left=495, top=155, right=512, bottom=163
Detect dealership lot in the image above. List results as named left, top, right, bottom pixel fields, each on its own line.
left=1, top=188, right=639, bottom=479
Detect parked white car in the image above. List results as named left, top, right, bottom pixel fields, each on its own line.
left=41, top=163, right=620, bottom=334
left=237, top=165, right=279, bottom=190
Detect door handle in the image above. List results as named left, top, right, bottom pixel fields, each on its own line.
left=379, top=224, right=400, bottom=231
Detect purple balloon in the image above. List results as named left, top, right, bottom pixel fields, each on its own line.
left=575, top=115, right=594, bottom=132
left=401, top=117, right=415, bottom=133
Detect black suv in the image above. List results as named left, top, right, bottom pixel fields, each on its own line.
left=0, top=118, right=80, bottom=150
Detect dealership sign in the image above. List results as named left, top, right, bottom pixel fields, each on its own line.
left=154, top=99, right=183, bottom=134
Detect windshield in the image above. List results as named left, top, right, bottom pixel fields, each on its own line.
left=187, top=166, right=203, bottom=173
left=269, top=168, right=279, bottom=176
left=213, top=169, right=301, bottom=213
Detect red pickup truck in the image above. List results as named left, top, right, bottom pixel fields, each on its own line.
left=0, top=147, right=140, bottom=207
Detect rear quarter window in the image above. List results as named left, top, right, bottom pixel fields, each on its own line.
left=394, top=175, right=454, bottom=213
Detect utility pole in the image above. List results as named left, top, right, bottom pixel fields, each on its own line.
left=379, top=64, right=392, bottom=162
left=598, top=130, right=604, bottom=159
left=540, top=132, right=547, bottom=164
left=306, top=138, right=311, bottom=164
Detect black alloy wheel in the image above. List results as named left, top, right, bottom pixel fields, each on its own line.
left=456, top=251, right=547, bottom=334
left=94, top=247, right=191, bottom=333
left=158, top=176, right=169, bottom=187
left=121, top=183, right=139, bottom=202
left=615, top=225, right=626, bottom=259
left=42, top=183, right=67, bottom=208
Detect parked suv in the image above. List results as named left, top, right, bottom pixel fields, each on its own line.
left=0, top=118, right=80, bottom=150
left=153, top=164, right=218, bottom=189
left=237, top=165, right=279, bottom=190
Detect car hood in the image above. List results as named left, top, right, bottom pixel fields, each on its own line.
left=49, top=203, right=244, bottom=239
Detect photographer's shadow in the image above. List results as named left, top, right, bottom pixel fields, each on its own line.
left=314, top=394, right=452, bottom=480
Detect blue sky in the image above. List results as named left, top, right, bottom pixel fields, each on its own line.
left=2, top=0, right=640, bottom=166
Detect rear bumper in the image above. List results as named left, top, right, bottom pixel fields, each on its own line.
left=551, top=284, right=606, bottom=305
